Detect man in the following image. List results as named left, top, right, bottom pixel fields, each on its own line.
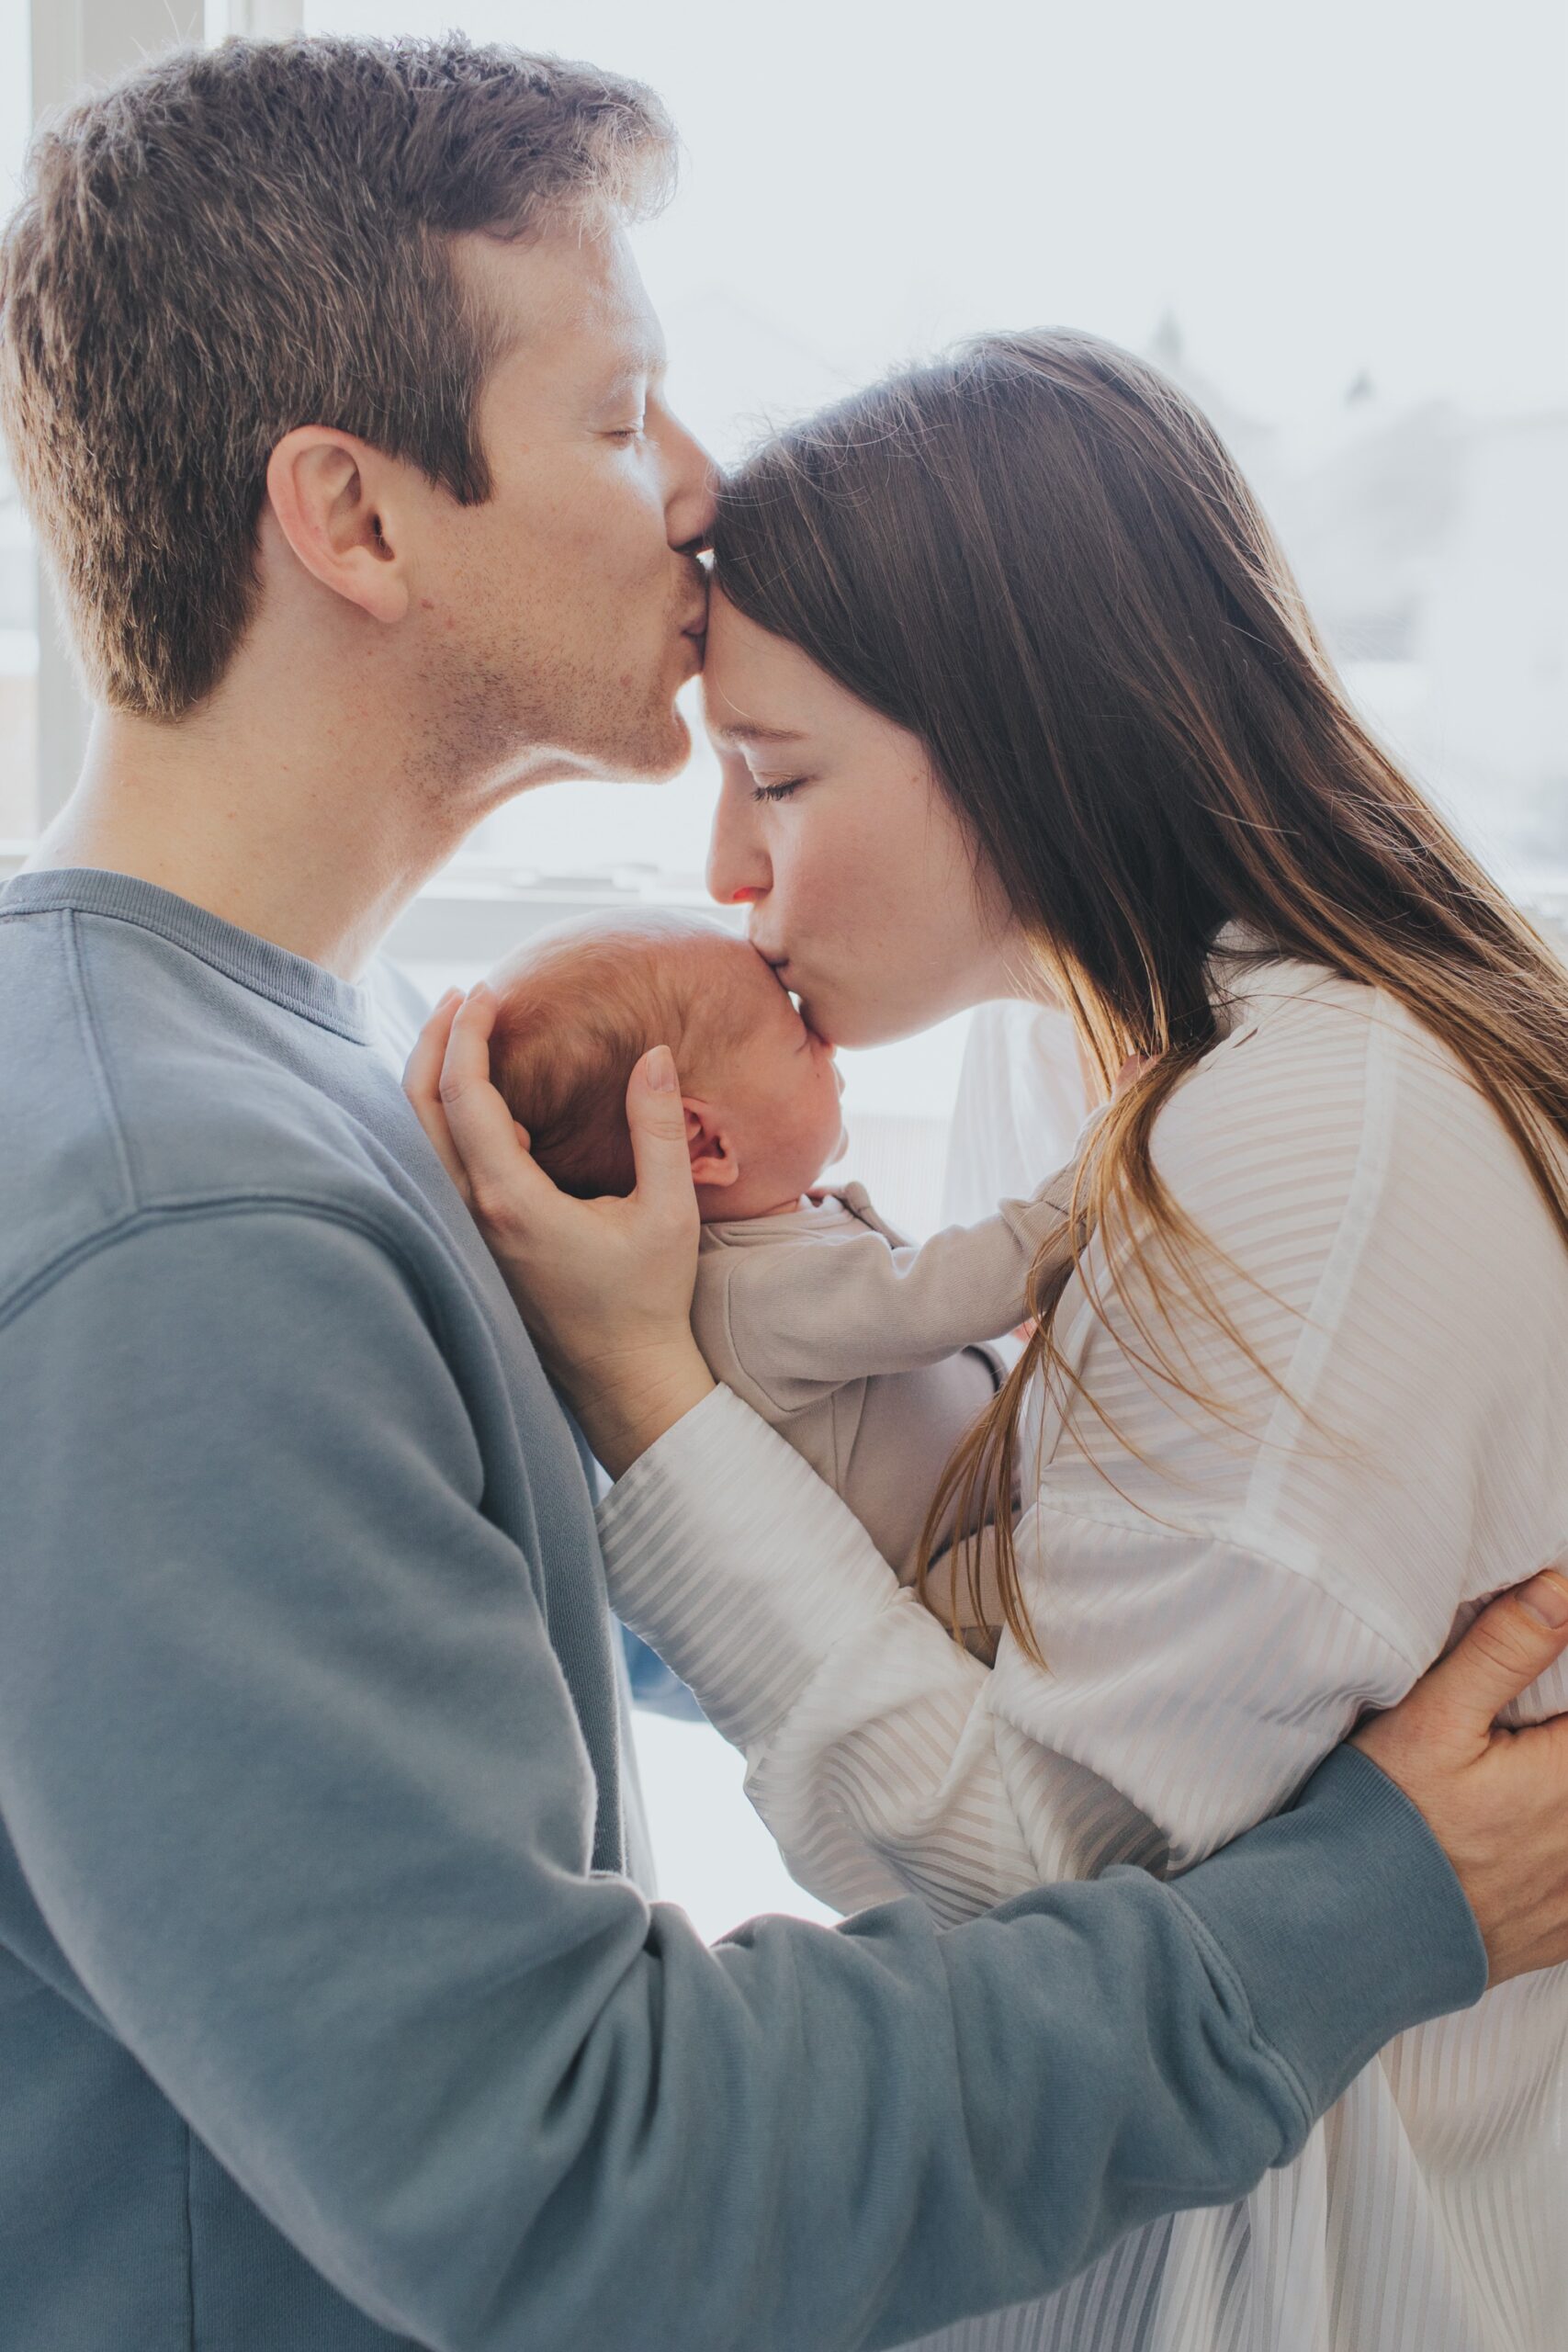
left=0, top=34, right=1564, bottom=2352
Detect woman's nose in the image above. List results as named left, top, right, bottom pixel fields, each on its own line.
left=706, top=792, right=772, bottom=910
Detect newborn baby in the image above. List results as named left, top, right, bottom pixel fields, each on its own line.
left=487, top=911, right=1086, bottom=1639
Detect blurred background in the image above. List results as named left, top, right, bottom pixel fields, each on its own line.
left=2, top=0, right=1563, bottom=1932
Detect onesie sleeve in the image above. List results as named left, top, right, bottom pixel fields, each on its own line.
left=703, top=1164, right=1080, bottom=1414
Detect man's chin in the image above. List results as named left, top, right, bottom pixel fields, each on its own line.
left=607, top=700, right=692, bottom=785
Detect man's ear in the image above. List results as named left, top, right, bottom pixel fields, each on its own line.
left=264, top=426, right=412, bottom=625
left=684, top=1099, right=740, bottom=1189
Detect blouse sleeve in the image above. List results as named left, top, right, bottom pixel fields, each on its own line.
left=597, top=1388, right=1416, bottom=1924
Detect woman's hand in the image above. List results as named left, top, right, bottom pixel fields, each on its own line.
left=1352, top=1569, right=1568, bottom=1984
left=403, top=987, right=715, bottom=1476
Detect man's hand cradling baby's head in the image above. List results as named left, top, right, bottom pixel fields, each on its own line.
left=403, top=974, right=716, bottom=1476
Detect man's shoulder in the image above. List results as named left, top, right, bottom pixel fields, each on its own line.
left=1, top=1090, right=416, bottom=1334
left=0, top=919, right=423, bottom=1318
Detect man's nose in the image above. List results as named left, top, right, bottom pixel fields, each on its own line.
left=666, top=412, right=718, bottom=557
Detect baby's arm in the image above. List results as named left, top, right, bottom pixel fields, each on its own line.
left=704, top=1164, right=1082, bottom=1415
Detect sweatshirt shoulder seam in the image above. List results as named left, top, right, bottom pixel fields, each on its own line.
left=62, top=906, right=141, bottom=1216
left=0, top=1192, right=439, bottom=1340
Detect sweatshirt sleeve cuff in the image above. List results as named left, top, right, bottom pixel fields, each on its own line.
left=1162, top=1743, right=1487, bottom=2132
left=595, top=1384, right=907, bottom=1748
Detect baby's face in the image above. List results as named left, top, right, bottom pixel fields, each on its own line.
left=690, top=941, right=848, bottom=1218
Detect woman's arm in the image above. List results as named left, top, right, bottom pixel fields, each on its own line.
left=599, top=1384, right=1092, bottom=1918
left=596, top=1387, right=1434, bottom=1922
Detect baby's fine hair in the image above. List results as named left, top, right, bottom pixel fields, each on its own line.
left=490, top=911, right=752, bottom=1198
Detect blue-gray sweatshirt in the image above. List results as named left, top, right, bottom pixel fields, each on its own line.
left=0, top=868, right=1485, bottom=2352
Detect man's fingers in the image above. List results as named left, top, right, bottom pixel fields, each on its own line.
left=1404, top=1570, right=1568, bottom=1741
left=625, top=1046, right=699, bottom=1225
left=437, top=985, right=557, bottom=1232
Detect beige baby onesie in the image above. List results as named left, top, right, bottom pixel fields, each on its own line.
left=689, top=1167, right=1081, bottom=1589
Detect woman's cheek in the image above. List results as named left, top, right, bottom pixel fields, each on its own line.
left=809, top=855, right=869, bottom=948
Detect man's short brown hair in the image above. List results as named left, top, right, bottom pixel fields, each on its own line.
left=0, top=35, right=674, bottom=718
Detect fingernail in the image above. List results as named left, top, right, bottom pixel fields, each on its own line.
left=435, top=987, right=461, bottom=1010
left=1517, top=1570, right=1568, bottom=1628
left=645, top=1045, right=676, bottom=1092
left=467, top=982, right=495, bottom=1008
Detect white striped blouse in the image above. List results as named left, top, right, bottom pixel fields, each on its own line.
left=599, top=947, right=1568, bottom=2352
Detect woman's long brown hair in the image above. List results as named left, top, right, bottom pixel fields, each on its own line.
left=711, top=329, right=1568, bottom=1665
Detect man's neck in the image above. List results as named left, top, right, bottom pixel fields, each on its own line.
left=25, top=702, right=483, bottom=982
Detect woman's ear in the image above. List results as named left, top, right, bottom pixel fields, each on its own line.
left=684, top=1100, right=740, bottom=1189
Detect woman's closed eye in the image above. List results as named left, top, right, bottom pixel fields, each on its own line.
left=751, top=777, right=807, bottom=804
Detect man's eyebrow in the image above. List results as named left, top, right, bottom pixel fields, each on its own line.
left=711, top=721, right=806, bottom=747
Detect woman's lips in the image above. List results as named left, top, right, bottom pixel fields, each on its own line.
left=770, top=961, right=835, bottom=1049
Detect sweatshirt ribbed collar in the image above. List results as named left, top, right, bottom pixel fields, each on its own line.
left=0, top=866, right=377, bottom=1044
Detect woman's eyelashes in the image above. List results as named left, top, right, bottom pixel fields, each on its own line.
left=750, top=777, right=807, bottom=804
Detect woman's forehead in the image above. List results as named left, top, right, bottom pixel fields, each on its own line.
left=701, top=590, right=841, bottom=742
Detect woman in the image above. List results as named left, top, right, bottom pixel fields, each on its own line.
left=409, top=332, right=1568, bottom=2351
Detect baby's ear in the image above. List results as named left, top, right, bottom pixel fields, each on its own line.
left=683, top=1099, right=740, bottom=1188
